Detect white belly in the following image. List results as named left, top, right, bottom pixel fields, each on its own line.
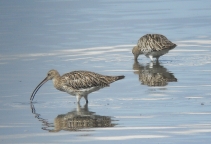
left=62, top=86, right=103, bottom=97
left=145, top=49, right=170, bottom=58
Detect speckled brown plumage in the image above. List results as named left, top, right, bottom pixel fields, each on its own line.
left=132, top=34, right=176, bottom=61
left=59, top=70, right=123, bottom=90
left=30, top=70, right=125, bottom=103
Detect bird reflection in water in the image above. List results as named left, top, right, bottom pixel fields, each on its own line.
left=30, top=103, right=117, bottom=132
left=133, top=61, right=177, bottom=86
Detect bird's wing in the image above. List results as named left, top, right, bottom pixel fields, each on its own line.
left=138, top=34, right=176, bottom=52
left=152, top=34, right=176, bottom=51
left=61, top=71, right=113, bottom=90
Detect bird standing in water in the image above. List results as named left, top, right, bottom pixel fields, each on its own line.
left=30, top=70, right=125, bottom=103
left=132, top=34, right=176, bottom=61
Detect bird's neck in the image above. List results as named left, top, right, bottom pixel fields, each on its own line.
left=52, top=75, right=60, bottom=89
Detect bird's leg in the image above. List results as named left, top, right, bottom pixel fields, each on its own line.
left=84, top=95, right=88, bottom=104
left=156, top=57, right=159, bottom=62
left=83, top=103, right=88, bottom=111
left=76, top=102, right=82, bottom=112
left=76, top=95, right=82, bottom=103
left=156, top=57, right=160, bottom=65
left=149, top=62, right=153, bottom=68
left=149, top=55, right=154, bottom=61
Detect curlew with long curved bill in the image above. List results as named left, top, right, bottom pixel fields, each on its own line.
left=30, top=70, right=125, bottom=103
left=132, top=34, right=177, bottom=61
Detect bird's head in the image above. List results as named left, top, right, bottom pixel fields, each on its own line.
left=132, top=46, right=143, bottom=60
left=30, top=69, right=60, bottom=102
left=46, top=69, right=60, bottom=80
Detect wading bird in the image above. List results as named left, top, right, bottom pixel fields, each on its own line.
left=132, top=34, right=176, bottom=61
left=30, top=70, right=125, bottom=103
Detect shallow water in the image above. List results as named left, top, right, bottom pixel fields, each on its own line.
left=0, top=0, right=211, bottom=143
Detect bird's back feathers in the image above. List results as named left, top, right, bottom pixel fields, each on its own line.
left=60, top=71, right=124, bottom=90
left=137, top=34, right=176, bottom=53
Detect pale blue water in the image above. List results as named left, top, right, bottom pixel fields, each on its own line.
left=0, top=0, right=211, bottom=143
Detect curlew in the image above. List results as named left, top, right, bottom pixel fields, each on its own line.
left=30, top=70, right=125, bottom=103
left=132, top=34, right=176, bottom=61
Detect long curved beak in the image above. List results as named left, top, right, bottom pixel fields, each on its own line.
left=30, top=77, right=48, bottom=102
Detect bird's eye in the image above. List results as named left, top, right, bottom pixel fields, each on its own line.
left=48, top=73, right=50, bottom=76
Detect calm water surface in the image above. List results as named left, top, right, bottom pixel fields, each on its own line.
left=0, top=0, right=211, bottom=143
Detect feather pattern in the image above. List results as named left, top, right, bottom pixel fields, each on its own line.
left=60, top=71, right=122, bottom=90
left=30, top=69, right=125, bottom=103
left=132, top=34, right=176, bottom=61
left=137, top=34, right=176, bottom=53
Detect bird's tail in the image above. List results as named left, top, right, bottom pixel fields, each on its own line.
left=116, top=75, right=125, bottom=81
left=104, top=75, right=125, bottom=85
left=170, top=43, right=177, bottom=49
